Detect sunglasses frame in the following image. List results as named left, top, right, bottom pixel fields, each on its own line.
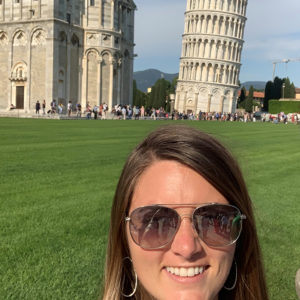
left=125, top=203, right=246, bottom=249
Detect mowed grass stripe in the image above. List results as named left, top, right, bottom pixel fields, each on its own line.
left=0, top=118, right=299, bottom=299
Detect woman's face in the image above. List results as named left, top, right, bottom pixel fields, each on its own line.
left=127, top=160, right=236, bottom=300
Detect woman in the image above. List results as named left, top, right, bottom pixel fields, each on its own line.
left=102, top=125, right=268, bottom=300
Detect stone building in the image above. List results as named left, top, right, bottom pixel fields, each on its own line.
left=0, top=0, right=136, bottom=113
left=175, top=0, right=248, bottom=114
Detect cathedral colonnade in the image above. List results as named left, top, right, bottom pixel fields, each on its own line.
left=176, top=0, right=248, bottom=114
left=81, top=48, right=129, bottom=110
left=0, top=0, right=136, bottom=113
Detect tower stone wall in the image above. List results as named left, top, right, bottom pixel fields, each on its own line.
left=175, top=0, right=248, bottom=114
left=0, top=0, right=136, bottom=113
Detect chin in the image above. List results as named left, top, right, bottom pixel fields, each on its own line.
left=159, top=290, right=216, bottom=300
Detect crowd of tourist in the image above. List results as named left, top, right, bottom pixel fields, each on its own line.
left=32, top=100, right=300, bottom=124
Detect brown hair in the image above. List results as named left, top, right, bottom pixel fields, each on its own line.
left=102, top=125, right=268, bottom=300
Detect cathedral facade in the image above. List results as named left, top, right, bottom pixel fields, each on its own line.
left=0, top=0, right=136, bottom=113
left=175, top=0, right=248, bottom=114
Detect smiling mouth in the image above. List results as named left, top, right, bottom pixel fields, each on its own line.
left=166, top=266, right=208, bottom=277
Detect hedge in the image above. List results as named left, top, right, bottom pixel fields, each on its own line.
left=268, top=100, right=300, bottom=114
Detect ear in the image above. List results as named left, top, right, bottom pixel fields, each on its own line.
left=296, top=269, right=300, bottom=299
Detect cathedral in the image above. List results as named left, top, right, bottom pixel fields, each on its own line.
left=0, top=0, right=136, bottom=113
left=175, top=0, right=248, bottom=114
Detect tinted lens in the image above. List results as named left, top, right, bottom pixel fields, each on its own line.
left=193, top=204, right=243, bottom=247
left=129, top=206, right=179, bottom=249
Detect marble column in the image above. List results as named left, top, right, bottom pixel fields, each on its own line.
left=194, top=92, right=199, bottom=113
left=219, top=95, right=225, bottom=113
left=97, top=57, right=102, bottom=105
left=26, top=34, right=32, bottom=112
left=108, top=59, right=114, bottom=110
left=66, top=39, right=71, bottom=103
left=183, top=91, right=188, bottom=113
left=99, top=0, right=103, bottom=27
left=81, top=55, right=87, bottom=108
left=207, top=94, right=212, bottom=112
left=229, top=95, right=234, bottom=112
left=7, top=37, right=13, bottom=107
left=117, top=59, right=122, bottom=104
left=111, top=0, right=115, bottom=29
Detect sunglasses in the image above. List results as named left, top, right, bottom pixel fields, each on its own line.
left=125, top=203, right=246, bottom=249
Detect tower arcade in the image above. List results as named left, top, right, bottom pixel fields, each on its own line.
left=175, top=0, right=248, bottom=114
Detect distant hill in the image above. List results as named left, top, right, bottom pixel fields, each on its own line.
left=240, top=81, right=266, bottom=91
left=133, top=70, right=267, bottom=92
left=133, top=69, right=178, bottom=92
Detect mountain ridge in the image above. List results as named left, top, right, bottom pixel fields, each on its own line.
left=133, top=69, right=266, bottom=92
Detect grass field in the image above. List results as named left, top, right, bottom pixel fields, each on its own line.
left=0, top=118, right=299, bottom=300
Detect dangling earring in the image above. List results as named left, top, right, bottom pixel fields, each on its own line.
left=224, top=260, right=238, bottom=291
left=121, top=257, right=138, bottom=298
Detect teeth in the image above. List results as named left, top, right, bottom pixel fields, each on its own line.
left=166, top=266, right=205, bottom=277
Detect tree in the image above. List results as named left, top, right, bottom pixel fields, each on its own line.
left=283, top=77, right=296, bottom=99
left=290, top=83, right=296, bottom=99
left=264, top=81, right=274, bottom=111
left=245, top=85, right=254, bottom=113
left=148, top=78, right=171, bottom=109
left=169, top=76, right=178, bottom=94
left=132, top=80, right=147, bottom=107
left=237, top=86, right=246, bottom=108
left=273, top=76, right=283, bottom=99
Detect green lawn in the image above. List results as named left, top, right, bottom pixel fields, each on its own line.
left=0, top=118, right=299, bottom=300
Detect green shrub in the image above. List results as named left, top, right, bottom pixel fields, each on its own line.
left=269, top=100, right=300, bottom=113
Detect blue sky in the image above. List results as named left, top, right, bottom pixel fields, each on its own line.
left=133, top=0, right=300, bottom=87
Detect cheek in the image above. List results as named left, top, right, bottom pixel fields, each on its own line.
left=214, top=245, right=236, bottom=279
left=128, top=238, right=165, bottom=294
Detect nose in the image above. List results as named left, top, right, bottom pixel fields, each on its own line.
left=170, top=216, right=203, bottom=259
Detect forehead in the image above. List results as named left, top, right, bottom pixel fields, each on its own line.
left=130, top=160, right=228, bottom=211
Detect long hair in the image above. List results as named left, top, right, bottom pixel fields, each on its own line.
left=102, top=125, right=268, bottom=300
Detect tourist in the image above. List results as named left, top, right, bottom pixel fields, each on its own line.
left=58, top=103, right=63, bottom=114
left=102, top=103, right=108, bottom=120
left=93, top=105, right=98, bottom=119
left=42, top=100, right=46, bottom=114
left=35, top=101, right=40, bottom=114
left=150, top=107, right=156, bottom=120
left=51, top=100, right=56, bottom=114
left=102, top=125, right=269, bottom=300
left=140, top=106, right=145, bottom=119
left=76, top=103, right=82, bottom=118
left=198, top=110, right=202, bottom=120
left=67, top=101, right=72, bottom=117
left=134, top=106, right=140, bottom=120
left=122, top=105, right=127, bottom=120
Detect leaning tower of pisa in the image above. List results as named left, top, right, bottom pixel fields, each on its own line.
left=175, top=0, right=248, bottom=114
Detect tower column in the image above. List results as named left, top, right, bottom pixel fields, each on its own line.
left=207, top=94, right=212, bottom=113
left=111, top=0, right=115, bottom=29
left=183, top=91, right=188, bottom=113
left=97, top=58, right=103, bottom=105
left=219, top=95, right=225, bottom=113
left=176, top=0, right=247, bottom=113
left=194, top=92, right=199, bottom=113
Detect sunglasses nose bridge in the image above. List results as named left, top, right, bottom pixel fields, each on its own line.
left=179, top=213, right=192, bottom=220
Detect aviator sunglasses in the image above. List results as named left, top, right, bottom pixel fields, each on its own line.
left=125, top=203, right=246, bottom=249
